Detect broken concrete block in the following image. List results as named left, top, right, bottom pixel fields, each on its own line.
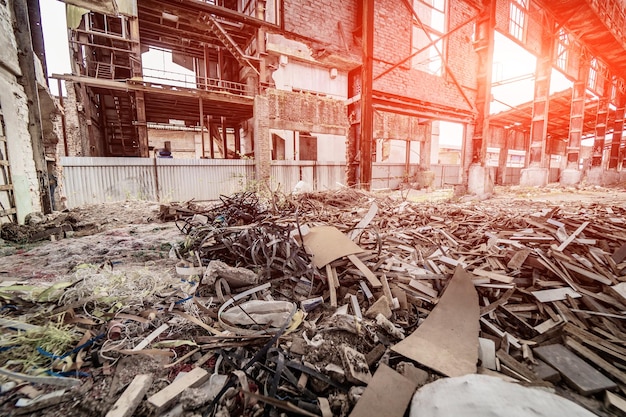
left=180, top=374, right=228, bottom=410
left=396, top=362, right=429, bottom=387
left=365, top=296, right=392, bottom=319
left=324, top=363, right=346, bottom=384
left=202, top=260, right=258, bottom=288
left=375, top=313, right=405, bottom=339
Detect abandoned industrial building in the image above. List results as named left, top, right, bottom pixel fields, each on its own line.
left=2, top=0, right=626, bottom=416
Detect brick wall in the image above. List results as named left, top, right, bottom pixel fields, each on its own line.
left=283, top=0, right=358, bottom=53
left=495, top=0, right=542, bottom=56
left=371, top=0, right=478, bottom=114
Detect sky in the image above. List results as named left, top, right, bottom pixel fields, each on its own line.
left=41, top=0, right=70, bottom=95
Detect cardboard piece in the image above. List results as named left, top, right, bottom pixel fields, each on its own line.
left=301, top=226, right=363, bottom=268
left=348, top=364, right=417, bottom=417
left=391, top=265, right=479, bottom=377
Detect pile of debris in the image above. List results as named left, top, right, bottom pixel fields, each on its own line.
left=1, top=189, right=626, bottom=417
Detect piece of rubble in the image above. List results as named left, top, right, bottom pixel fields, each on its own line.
left=180, top=374, right=228, bottom=410
left=202, top=260, right=258, bottom=287
left=340, top=345, right=372, bottom=385
left=396, top=362, right=429, bottom=387
left=364, top=295, right=392, bottom=319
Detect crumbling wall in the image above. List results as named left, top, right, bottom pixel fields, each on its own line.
left=0, top=2, right=42, bottom=222
left=63, top=81, right=90, bottom=156
left=266, top=89, right=348, bottom=135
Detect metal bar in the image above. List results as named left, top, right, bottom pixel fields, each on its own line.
left=360, top=0, right=374, bottom=190
left=200, top=98, right=205, bottom=158
left=373, top=11, right=480, bottom=82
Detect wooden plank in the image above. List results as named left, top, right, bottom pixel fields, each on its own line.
left=408, top=279, right=438, bottom=298
left=605, top=391, right=626, bottom=416
left=392, top=266, right=479, bottom=377
left=560, top=261, right=612, bottom=285
left=479, top=287, right=516, bottom=317
left=496, top=349, right=538, bottom=382
left=147, top=367, right=209, bottom=413
left=326, top=264, right=337, bottom=308
left=347, top=254, right=382, bottom=288
left=531, top=288, right=581, bottom=303
left=507, top=248, right=531, bottom=270
left=105, top=374, right=153, bottom=417
left=132, top=323, right=169, bottom=351
left=471, top=269, right=514, bottom=284
left=380, top=275, right=395, bottom=309
left=564, top=336, right=626, bottom=385
left=612, top=243, right=626, bottom=264
left=533, top=344, right=617, bottom=396
left=348, top=364, right=417, bottom=417
left=555, top=221, right=590, bottom=252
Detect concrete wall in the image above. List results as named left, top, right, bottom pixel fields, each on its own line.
left=0, top=2, right=42, bottom=222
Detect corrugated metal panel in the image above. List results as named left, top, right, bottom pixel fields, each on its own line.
left=156, top=158, right=254, bottom=202
left=316, top=162, right=346, bottom=190
left=61, top=157, right=156, bottom=207
left=270, top=161, right=312, bottom=193
left=372, top=163, right=406, bottom=189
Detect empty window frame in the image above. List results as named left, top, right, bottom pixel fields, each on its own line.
left=411, top=0, right=446, bottom=76
left=509, top=0, right=528, bottom=42
left=587, top=57, right=608, bottom=95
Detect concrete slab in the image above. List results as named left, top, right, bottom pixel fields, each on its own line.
left=520, top=167, right=548, bottom=187
left=467, top=164, right=494, bottom=196
left=559, top=168, right=581, bottom=186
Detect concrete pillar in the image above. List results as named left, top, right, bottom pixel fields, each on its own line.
left=467, top=0, right=495, bottom=195
left=253, top=95, right=271, bottom=185
left=468, top=164, right=494, bottom=197
left=609, top=88, right=626, bottom=171
left=586, top=76, right=611, bottom=185
left=496, top=129, right=510, bottom=185
left=521, top=18, right=553, bottom=187
left=561, top=61, right=588, bottom=185
left=359, top=0, right=374, bottom=190
left=12, top=0, right=51, bottom=213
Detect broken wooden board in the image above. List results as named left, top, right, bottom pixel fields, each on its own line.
left=605, top=391, right=626, bottom=416
left=531, top=288, right=581, bottom=303
left=105, top=374, right=153, bottom=417
left=391, top=265, right=479, bottom=377
left=348, top=364, right=417, bottom=417
left=147, top=367, right=210, bottom=413
left=347, top=254, right=382, bottom=288
left=533, top=344, right=617, bottom=396
left=471, top=269, right=514, bottom=284
left=301, top=226, right=363, bottom=268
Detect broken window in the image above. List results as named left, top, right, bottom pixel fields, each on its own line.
left=555, top=28, right=569, bottom=72
left=508, top=0, right=528, bottom=42
left=411, top=0, right=446, bottom=76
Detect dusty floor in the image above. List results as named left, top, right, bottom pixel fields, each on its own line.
left=1, top=184, right=625, bottom=417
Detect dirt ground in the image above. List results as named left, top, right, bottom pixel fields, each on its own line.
left=1, top=184, right=625, bottom=417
